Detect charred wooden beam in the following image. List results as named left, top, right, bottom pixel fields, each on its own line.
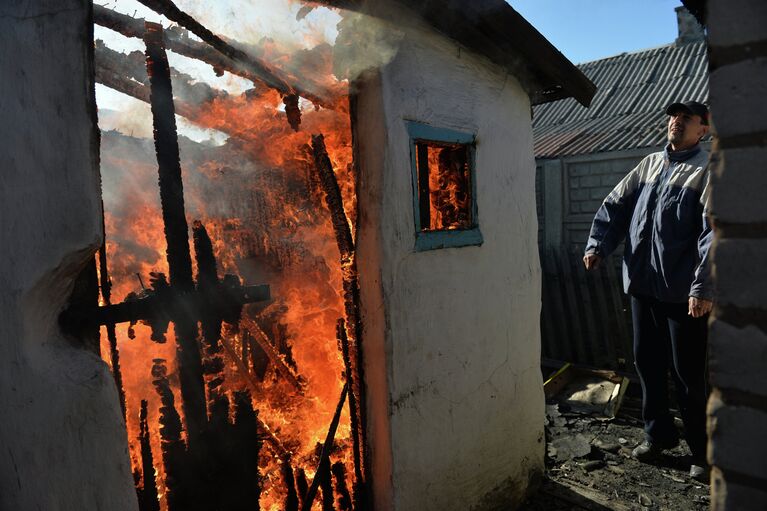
left=218, top=335, right=290, bottom=458
left=296, top=468, right=310, bottom=511
left=97, top=219, right=127, bottom=418
left=62, top=280, right=269, bottom=329
left=311, top=134, right=354, bottom=259
left=95, top=63, right=200, bottom=122
left=96, top=41, right=227, bottom=106
left=319, top=461, right=335, bottom=511
left=137, top=400, right=161, bottom=511
left=248, top=330, right=270, bottom=381
left=248, top=320, right=305, bottom=391
left=144, top=20, right=208, bottom=447
left=192, top=221, right=226, bottom=411
left=94, top=4, right=334, bottom=109
left=336, top=319, right=363, bottom=502
left=283, top=455, right=300, bottom=511
left=151, top=359, right=196, bottom=510
left=332, top=461, right=353, bottom=511
left=301, top=383, right=348, bottom=511
left=227, top=390, right=263, bottom=510
left=312, top=134, right=367, bottom=507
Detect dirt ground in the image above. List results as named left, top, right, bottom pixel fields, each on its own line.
left=521, top=390, right=711, bottom=510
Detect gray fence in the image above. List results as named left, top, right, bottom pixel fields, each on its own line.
left=540, top=246, right=634, bottom=372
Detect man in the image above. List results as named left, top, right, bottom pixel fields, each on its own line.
left=583, top=101, right=713, bottom=481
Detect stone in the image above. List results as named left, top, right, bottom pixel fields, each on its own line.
left=709, top=58, right=767, bottom=139
left=550, top=433, right=594, bottom=461
left=709, top=320, right=767, bottom=398
left=709, top=393, right=767, bottom=480
left=582, top=460, right=604, bottom=472
left=593, top=438, right=621, bottom=453
left=708, top=0, right=767, bottom=47
left=713, top=239, right=767, bottom=310
left=638, top=493, right=653, bottom=506
left=711, top=146, right=767, bottom=224
left=711, top=467, right=767, bottom=511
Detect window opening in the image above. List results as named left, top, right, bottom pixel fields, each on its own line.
left=407, top=122, right=482, bottom=251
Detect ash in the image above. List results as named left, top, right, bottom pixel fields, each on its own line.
left=524, top=393, right=710, bottom=510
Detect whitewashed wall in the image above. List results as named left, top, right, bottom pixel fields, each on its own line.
left=355, top=20, right=545, bottom=511
left=0, top=1, right=137, bottom=509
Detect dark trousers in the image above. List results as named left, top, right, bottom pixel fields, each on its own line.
left=631, top=295, right=709, bottom=460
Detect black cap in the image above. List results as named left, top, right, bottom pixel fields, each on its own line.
left=665, top=101, right=709, bottom=125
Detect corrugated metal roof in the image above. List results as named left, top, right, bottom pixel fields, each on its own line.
left=533, top=41, right=708, bottom=158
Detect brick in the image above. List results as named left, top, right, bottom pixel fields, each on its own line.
left=590, top=188, right=609, bottom=200
left=579, top=175, right=600, bottom=187
left=711, top=467, right=767, bottom=511
left=569, top=188, right=588, bottom=201
left=713, top=239, right=767, bottom=309
left=568, top=166, right=590, bottom=177
left=708, top=394, right=767, bottom=480
left=709, top=57, right=767, bottom=139
left=708, top=0, right=767, bottom=47
left=583, top=200, right=602, bottom=212
left=709, top=320, right=767, bottom=398
left=601, top=174, right=620, bottom=187
left=711, top=146, right=767, bottom=223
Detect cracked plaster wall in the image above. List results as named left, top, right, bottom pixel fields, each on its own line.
left=355, top=18, right=545, bottom=511
left=0, top=1, right=137, bottom=509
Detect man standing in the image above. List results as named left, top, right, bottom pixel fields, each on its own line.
left=583, top=101, right=713, bottom=480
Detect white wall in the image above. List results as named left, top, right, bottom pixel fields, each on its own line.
left=355, top=20, right=545, bottom=511
left=0, top=1, right=138, bottom=509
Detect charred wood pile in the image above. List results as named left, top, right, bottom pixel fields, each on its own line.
left=86, top=2, right=369, bottom=510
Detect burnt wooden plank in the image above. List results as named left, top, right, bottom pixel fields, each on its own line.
left=301, top=384, right=349, bottom=511
left=144, top=21, right=207, bottom=446
left=312, top=135, right=367, bottom=507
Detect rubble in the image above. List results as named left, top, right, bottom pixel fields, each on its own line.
left=525, top=383, right=711, bottom=510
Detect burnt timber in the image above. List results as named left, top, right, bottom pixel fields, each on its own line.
left=144, top=21, right=209, bottom=446
left=97, top=220, right=127, bottom=418
left=300, top=383, right=349, bottom=511
left=94, top=3, right=336, bottom=110
left=312, top=134, right=367, bottom=508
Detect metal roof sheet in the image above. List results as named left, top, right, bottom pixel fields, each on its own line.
left=533, top=41, right=708, bottom=158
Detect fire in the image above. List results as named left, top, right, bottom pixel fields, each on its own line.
left=98, top=17, right=357, bottom=510
left=416, top=142, right=473, bottom=231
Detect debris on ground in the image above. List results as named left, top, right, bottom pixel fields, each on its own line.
left=524, top=366, right=710, bottom=510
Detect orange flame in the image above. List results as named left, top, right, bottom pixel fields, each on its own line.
left=100, top=45, right=355, bottom=510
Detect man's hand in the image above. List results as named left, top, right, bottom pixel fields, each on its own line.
left=688, top=296, right=713, bottom=318
left=583, top=253, right=602, bottom=270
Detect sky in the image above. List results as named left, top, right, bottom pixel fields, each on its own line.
left=508, top=0, right=685, bottom=64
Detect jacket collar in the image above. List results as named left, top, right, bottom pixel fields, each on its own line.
left=664, top=143, right=702, bottom=163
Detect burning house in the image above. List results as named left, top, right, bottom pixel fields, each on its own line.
left=1, top=1, right=594, bottom=510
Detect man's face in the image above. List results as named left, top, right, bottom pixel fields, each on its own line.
left=667, top=112, right=708, bottom=150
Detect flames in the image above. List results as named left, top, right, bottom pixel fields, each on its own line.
left=98, top=27, right=356, bottom=510
left=417, top=142, right=472, bottom=231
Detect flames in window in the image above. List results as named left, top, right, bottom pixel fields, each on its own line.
left=415, top=141, right=473, bottom=231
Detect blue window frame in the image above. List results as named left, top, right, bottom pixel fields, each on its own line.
left=406, top=121, right=482, bottom=251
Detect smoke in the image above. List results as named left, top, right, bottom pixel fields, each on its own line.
left=333, top=11, right=405, bottom=82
